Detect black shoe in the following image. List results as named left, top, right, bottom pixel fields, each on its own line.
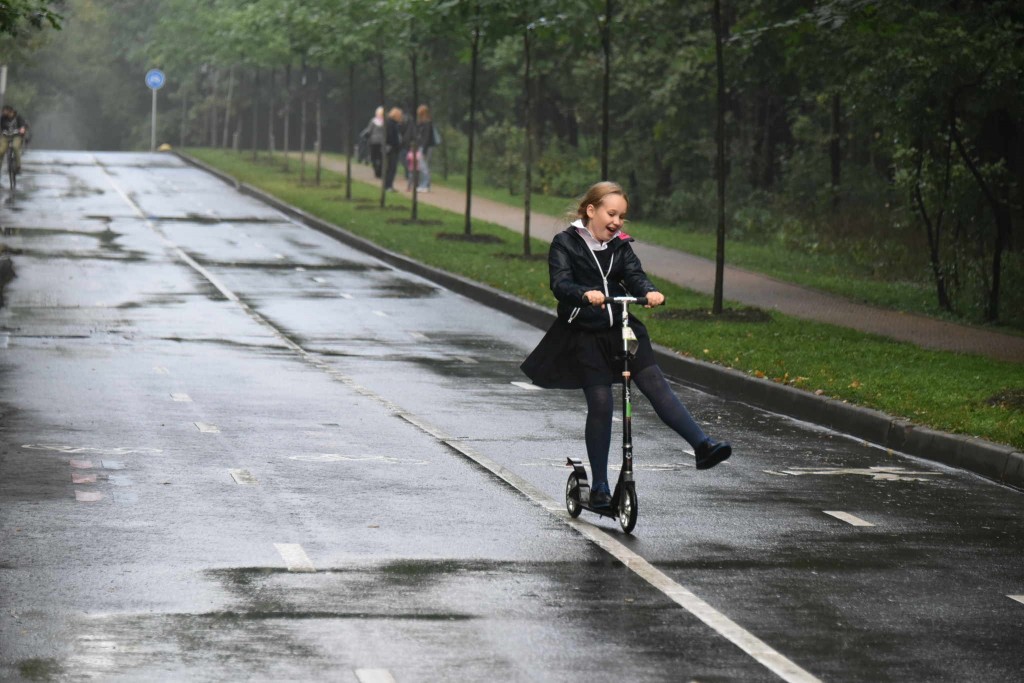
left=695, top=439, right=732, bottom=470
left=590, top=481, right=611, bottom=508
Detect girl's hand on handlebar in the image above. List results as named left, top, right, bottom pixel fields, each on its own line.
left=583, top=290, right=606, bottom=308
left=644, top=291, right=665, bottom=308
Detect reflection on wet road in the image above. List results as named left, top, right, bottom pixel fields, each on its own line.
left=1, top=152, right=1021, bottom=682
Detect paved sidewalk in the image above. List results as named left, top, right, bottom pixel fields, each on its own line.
left=324, top=157, right=1024, bottom=363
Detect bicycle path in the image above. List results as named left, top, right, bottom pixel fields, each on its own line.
left=322, top=156, right=1024, bottom=363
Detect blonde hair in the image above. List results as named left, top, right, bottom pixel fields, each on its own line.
left=573, top=181, right=628, bottom=225
left=387, top=107, right=403, bottom=122
left=417, top=104, right=431, bottom=123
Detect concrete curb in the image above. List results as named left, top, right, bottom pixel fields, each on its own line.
left=176, top=151, right=1024, bottom=492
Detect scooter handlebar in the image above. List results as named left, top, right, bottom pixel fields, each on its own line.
left=586, top=294, right=654, bottom=307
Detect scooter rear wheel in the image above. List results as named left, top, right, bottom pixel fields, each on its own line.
left=618, top=485, right=638, bottom=533
left=565, top=473, right=582, bottom=518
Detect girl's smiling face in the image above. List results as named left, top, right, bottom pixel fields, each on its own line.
left=585, top=194, right=628, bottom=243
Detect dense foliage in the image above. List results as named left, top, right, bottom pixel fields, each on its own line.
left=3, top=0, right=1022, bottom=325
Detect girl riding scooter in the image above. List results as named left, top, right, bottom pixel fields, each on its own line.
left=521, top=181, right=733, bottom=508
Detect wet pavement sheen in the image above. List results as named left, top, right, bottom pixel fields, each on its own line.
left=1, top=152, right=1022, bottom=682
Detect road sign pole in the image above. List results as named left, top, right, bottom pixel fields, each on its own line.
left=151, top=88, right=157, bottom=152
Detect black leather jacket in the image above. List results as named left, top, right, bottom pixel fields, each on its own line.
left=548, top=225, right=657, bottom=330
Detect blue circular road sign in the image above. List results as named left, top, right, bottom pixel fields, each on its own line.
left=145, top=69, right=165, bottom=90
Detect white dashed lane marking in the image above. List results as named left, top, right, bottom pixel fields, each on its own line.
left=1009, top=595, right=1024, bottom=606
left=355, top=670, right=397, bottom=683
left=274, top=543, right=315, bottom=572
left=194, top=422, right=220, bottom=433
left=229, top=469, right=258, bottom=486
left=153, top=365, right=170, bottom=375
left=171, top=393, right=192, bottom=402
left=824, top=511, right=875, bottom=527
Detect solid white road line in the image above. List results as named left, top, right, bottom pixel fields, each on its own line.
left=274, top=543, right=315, bottom=572
left=510, top=381, right=542, bottom=391
left=355, top=670, right=397, bottom=683
left=171, top=393, right=192, bottom=402
left=194, top=422, right=220, bottom=433
left=823, top=511, right=875, bottom=527
left=1008, top=595, right=1024, bottom=606
left=399, top=413, right=821, bottom=683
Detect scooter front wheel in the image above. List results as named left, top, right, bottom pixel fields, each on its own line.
left=618, top=485, right=638, bottom=533
left=565, top=473, right=582, bottom=518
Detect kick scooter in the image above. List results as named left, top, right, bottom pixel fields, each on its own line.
left=564, top=295, right=649, bottom=534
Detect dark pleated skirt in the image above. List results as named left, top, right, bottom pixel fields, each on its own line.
left=520, top=317, right=656, bottom=389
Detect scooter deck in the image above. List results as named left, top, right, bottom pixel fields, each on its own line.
left=566, top=457, right=627, bottom=518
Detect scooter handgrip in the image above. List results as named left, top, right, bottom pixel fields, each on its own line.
left=636, top=296, right=649, bottom=306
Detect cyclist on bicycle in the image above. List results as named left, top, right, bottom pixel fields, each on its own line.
left=0, top=105, right=29, bottom=175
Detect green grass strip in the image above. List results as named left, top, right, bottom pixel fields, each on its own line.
left=187, top=148, right=1024, bottom=450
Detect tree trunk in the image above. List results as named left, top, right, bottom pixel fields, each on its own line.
left=410, top=48, right=419, bottom=221
left=911, top=142, right=953, bottom=312
left=267, top=68, right=275, bottom=158
left=180, top=90, right=187, bottom=148
left=315, top=67, right=323, bottom=187
left=251, top=68, right=260, bottom=161
left=300, top=59, right=308, bottom=185
left=950, top=106, right=1011, bottom=322
left=464, top=10, right=480, bottom=236
left=346, top=63, right=354, bottom=200
left=523, top=27, right=533, bottom=258
left=222, top=65, right=234, bottom=151
left=600, top=0, right=612, bottom=180
left=209, top=69, right=219, bottom=147
left=283, top=64, right=291, bottom=169
left=829, top=92, right=842, bottom=210
left=712, top=0, right=727, bottom=315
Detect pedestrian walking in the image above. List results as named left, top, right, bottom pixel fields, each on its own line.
left=383, top=107, right=403, bottom=192
left=361, top=106, right=386, bottom=178
left=414, top=104, right=436, bottom=191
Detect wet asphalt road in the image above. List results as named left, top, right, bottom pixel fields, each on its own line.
left=0, top=152, right=1022, bottom=683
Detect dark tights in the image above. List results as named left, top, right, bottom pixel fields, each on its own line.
left=582, top=365, right=707, bottom=487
